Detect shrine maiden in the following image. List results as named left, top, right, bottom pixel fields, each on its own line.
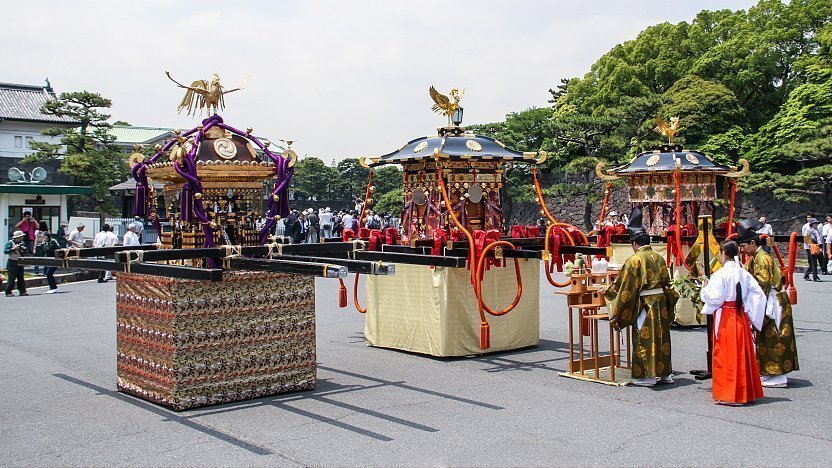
left=604, top=208, right=679, bottom=387
left=699, top=240, right=766, bottom=405
left=736, top=219, right=799, bottom=388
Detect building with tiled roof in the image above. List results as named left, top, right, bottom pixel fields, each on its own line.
left=0, top=80, right=92, bottom=266
left=0, top=80, right=77, bottom=124
left=0, top=80, right=77, bottom=183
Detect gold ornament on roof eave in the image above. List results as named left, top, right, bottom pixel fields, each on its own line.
left=413, top=141, right=428, bottom=153
left=165, top=71, right=249, bottom=116
left=429, top=85, right=464, bottom=125
left=654, top=115, right=681, bottom=144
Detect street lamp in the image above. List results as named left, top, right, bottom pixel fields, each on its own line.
left=452, top=107, right=464, bottom=126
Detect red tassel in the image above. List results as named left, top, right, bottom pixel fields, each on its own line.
left=338, top=279, right=348, bottom=308
left=480, top=323, right=490, bottom=350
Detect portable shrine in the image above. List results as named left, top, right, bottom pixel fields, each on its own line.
left=341, top=87, right=599, bottom=357
left=20, top=73, right=396, bottom=411
left=593, top=117, right=750, bottom=325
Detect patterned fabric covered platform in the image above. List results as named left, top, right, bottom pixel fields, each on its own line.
left=115, top=271, right=316, bottom=410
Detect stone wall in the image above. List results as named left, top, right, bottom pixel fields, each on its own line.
left=507, top=172, right=827, bottom=235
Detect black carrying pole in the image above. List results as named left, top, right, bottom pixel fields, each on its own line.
left=691, top=215, right=714, bottom=380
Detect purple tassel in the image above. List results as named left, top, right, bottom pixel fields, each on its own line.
left=180, top=185, right=193, bottom=223
left=134, top=184, right=147, bottom=216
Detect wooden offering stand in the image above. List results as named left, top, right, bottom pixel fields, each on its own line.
left=555, top=268, right=631, bottom=386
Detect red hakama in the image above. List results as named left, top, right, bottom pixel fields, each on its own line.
left=712, top=301, right=764, bottom=404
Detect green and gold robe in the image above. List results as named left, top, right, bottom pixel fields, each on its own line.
left=747, top=247, right=799, bottom=376
left=604, top=246, right=679, bottom=378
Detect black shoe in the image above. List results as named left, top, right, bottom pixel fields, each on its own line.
left=98, top=279, right=105, bottom=283
left=19, top=292, right=29, bottom=296
left=804, top=276, right=811, bottom=281
left=814, top=278, right=822, bottom=282
left=5, top=293, right=12, bottom=297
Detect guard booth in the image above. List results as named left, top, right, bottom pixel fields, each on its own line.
left=0, top=179, right=92, bottom=265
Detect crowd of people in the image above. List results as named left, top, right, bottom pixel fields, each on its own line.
left=3, top=211, right=144, bottom=296
left=264, top=207, right=399, bottom=245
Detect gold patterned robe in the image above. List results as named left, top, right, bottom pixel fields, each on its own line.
left=605, top=246, right=679, bottom=378
left=747, top=247, right=799, bottom=376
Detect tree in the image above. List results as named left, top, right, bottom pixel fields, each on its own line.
left=373, top=188, right=403, bottom=217
left=23, top=91, right=128, bottom=213
left=334, top=157, right=370, bottom=200
left=661, top=75, right=744, bottom=146
left=291, top=156, right=338, bottom=200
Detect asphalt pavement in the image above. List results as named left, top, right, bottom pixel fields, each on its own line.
left=1, top=271, right=831, bottom=466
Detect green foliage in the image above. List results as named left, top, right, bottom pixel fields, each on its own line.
left=22, top=91, right=127, bottom=213
left=372, top=166, right=402, bottom=197
left=373, top=188, right=403, bottom=217
left=479, top=0, right=832, bottom=215
left=698, top=125, right=747, bottom=165
left=292, top=157, right=338, bottom=200
left=661, top=75, right=743, bottom=146
left=333, top=158, right=370, bottom=200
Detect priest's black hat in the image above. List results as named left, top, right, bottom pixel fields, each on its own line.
left=736, top=218, right=762, bottom=244
left=628, top=207, right=649, bottom=244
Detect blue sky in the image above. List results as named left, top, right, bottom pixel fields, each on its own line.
left=3, top=0, right=758, bottom=161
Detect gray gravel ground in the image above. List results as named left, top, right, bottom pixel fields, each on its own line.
left=1, top=271, right=830, bottom=467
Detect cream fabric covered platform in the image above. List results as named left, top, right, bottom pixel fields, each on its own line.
left=365, top=259, right=540, bottom=356
left=609, top=243, right=701, bottom=326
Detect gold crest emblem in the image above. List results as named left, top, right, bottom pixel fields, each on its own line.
left=413, top=141, right=428, bottom=153
left=214, top=138, right=238, bottom=160
left=466, top=140, right=483, bottom=152
left=646, top=154, right=661, bottom=167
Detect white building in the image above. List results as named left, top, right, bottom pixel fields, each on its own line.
left=0, top=80, right=92, bottom=266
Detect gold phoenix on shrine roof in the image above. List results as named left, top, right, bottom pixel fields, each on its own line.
left=654, top=115, right=681, bottom=144
left=165, top=71, right=248, bottom=116
left=429, top=85, right=464, bottom=125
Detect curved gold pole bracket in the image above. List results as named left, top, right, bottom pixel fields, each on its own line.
left=726, top=158, right=750, bottom=178
left=535, top=151, right=548, bottom=165
left=595, top=162, right=619, bottom=181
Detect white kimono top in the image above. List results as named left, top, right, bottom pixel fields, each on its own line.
left=699, top=260, right=767, bottom=337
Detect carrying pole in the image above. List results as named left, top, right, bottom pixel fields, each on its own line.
left=691, top=215, right=714, bottom=380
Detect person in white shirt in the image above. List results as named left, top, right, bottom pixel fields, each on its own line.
left=68, top=224, right=86, bottom=248
left=602, top=210, right=619, bottom=227
left=699, top=240, right=767, bottom=405
left=825, top=215, right=832, bottom=268
left=319, top=207, right=333, bottom=239
left=123, top=223, right=140, bottom=247
left=757, top=216, right=773, bottom=236
left=93, top=224, right=118, bottom=282
left=133, top=216, right=144, bottom=243
left=802, top=215, right=822, bottom=281
left=341, top=212, right=353, bottom=234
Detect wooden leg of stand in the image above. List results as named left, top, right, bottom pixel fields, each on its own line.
left=626, top=326, right=631, bottom=368
left=578, top=310, right=585, bottom=375
left=593, top=316, right=600, bottom=379
left=609, top=321, right=616, bottom=383
left=567, top=307, right=575, bottom=373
